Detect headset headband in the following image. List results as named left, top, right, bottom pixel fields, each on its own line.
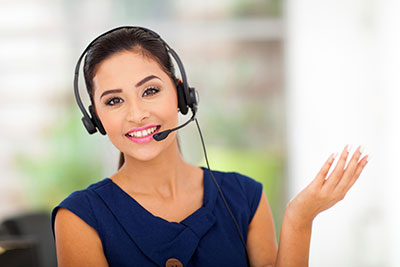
left=73, top=26, right=198, bottom=135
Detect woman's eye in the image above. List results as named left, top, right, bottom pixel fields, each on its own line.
left=143, top=87, right=160, bottom=97
left=106, top=97, right=123, bottom=106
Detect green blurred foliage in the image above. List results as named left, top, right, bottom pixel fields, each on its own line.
left=231, top=0, right=282, bottom=17
left=110, top=0, right=281, bottom=20
left=15, top=108, right=104, bottom=211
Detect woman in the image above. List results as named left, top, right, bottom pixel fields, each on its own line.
left=52, top=27, right=369, bottom=266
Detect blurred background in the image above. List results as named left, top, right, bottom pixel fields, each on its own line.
left=0, top=0, right=398, bottom=266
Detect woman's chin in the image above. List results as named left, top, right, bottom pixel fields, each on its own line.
left=115, top=132, right=177, bottom=163
left=123, top=150, right=161, bottom=162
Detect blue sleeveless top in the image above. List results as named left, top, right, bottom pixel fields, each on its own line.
left=51, top=167, right=263, bottom=266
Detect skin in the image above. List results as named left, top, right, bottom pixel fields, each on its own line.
left=248, top=145, right=368, bottom=266
left=54, top=50, right=369, bottom=266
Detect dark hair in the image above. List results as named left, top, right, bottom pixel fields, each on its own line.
left=83, top=27, right=182, bottom=170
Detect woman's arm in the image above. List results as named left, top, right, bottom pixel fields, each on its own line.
left=247, top=191, right=278, bottom=266
left=247, top=145, right=368, bottom=266
left=54, top=208, right=109, bottom=267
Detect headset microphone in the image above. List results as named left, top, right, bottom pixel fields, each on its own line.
left=153, top=106, right=197, bottom=141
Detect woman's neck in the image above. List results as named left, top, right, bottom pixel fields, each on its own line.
left=113, top=139, right=195, bottom=200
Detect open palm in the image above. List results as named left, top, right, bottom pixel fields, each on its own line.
left=287, top=145, right=369, bottom=227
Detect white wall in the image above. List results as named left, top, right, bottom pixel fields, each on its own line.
left=285, top=0, right=399, bottom=266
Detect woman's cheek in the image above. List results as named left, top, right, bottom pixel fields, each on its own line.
left=162, top=94, right=179, bottom=120
left=110, top=119, right=124, bottom=135
left=102, top=113, right=123, bottom=136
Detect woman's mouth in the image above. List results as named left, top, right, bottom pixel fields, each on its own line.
left=125, top=125, right=161, bottom=144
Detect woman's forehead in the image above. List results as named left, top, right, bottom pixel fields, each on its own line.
left=97, top=51, right=163, bottom=76
left=92, top=51, right=167, bottom=91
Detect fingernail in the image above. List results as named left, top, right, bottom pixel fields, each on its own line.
left=360, top=145, right=365, bottom=153
left=366, top=154, right=372, bottom=162
left=332, top=152, right=338, bottom=159
left=346, top=144, right=352, bottom=153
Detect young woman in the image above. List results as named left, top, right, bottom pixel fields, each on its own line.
left=52, top=27, right=369, bottom=267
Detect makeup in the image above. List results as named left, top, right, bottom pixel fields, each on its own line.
left=125, top=125, right=161, bottom=144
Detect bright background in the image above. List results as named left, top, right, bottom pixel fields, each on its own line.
left=1, top=0, right=398, bottom=266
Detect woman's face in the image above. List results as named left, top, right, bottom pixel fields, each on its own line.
left=92, top=50, right=179, bottom=162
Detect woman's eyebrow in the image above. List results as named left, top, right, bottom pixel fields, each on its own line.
left=135, top=75, right=161, bottom=87
left=100, top=89, right=122, bottom=99
left=100, top=75, right=161, bottom=99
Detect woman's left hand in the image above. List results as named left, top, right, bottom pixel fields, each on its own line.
left=286, top=145, right=369, bottom=229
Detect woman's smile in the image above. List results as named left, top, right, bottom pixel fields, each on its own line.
left=92, top=50, right=179, bottom=161
left=125, top=125, right=161, bottom=144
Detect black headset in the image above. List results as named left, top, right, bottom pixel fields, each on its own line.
left=73, top=26, right=199, bottom=136
left=73, top=26, right=250, bottom=265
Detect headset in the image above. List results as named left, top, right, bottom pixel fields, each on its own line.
left=73, top=26, right=250, bottom=265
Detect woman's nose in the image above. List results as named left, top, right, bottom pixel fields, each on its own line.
left=126, top=100, right=150, bottom=123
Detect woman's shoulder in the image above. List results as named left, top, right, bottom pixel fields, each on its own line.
left=58, top=178, right=111, bottom=206
left=206, top=167, right=263, bottom=193
left=51, top=178, right=111, bottom=237
left=206, top=167, right=264, bottom=222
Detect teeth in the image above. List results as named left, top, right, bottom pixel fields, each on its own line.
left=127, top=126, right=157, bottom=138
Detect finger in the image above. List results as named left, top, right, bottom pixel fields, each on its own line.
left=343, top=154, right=369, bottom=193
left=334, top=145, right=363, bottom=193
left=314, top=152, right=337, bottom=186
left=324, top=145, right=350, bottom=188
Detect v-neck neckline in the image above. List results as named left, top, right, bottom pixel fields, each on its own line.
left=93, top=166, right=220, bottom=266
left=105, top=166, right=210, bottom=225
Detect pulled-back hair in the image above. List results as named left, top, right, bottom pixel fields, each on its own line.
left=83, top=27, right=181, bottom=170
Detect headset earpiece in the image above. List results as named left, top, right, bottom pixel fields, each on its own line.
left=74, top=26, right=198, bottom=135
left=188, top=86, right=199, bottom=111
left=176, top=78, right=199, bottom=115
left=88, top=105, right=106, bottom=135
left=176, top=79, right=189, bottom=115
left=81, top=114, right=97, bottom=134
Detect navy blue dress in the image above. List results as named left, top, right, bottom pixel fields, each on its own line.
left=51, top=167, right=263, bottom=266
